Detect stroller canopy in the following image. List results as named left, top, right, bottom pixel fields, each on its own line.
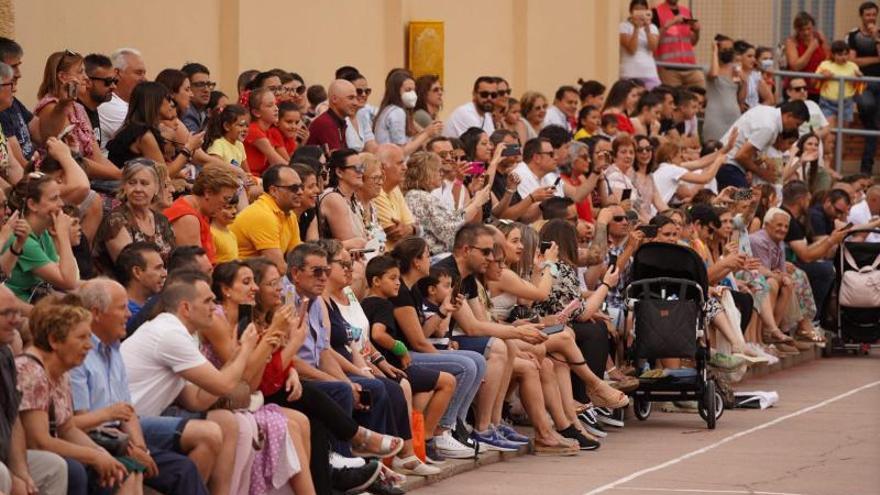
left=629, top=242, right=709, bottom=301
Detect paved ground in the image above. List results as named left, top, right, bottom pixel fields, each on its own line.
left=412, top=352, right=880, bottom=495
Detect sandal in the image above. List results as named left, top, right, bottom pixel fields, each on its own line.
left=351, top=429, right=404, bottom=458
left=534, top=438, right=579, bottom=456
left=588, top=383, right=630, bottom=409
left=391, top=455, right=441, bottom=476
left=763, top=329, right=796, bottom=345
left=795, top=327, right=826, bottom=347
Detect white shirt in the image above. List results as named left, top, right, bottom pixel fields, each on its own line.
left=603, top=164, right=639, bottom=203
left=120, top=313, right=208, bottom=416
left=431, top=179, right=467, bottom=211
left=722, top=105, right=783, bottom=173
left=542, top=105, right=570, bottom=132
left=652, top=162, right=690, bottom=204
left=848, top=200, right=880, bottom=242
left=618, top=21, right=660, bottom=80
left=97, top=93, right=128, bottom=150
left=443, top=102, right=495, bottom=138
left=799, top=99, right=828, bottom=136
left=513, top=161, right=563, bottom=199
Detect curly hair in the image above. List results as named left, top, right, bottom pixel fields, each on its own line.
left=30, top=294, right=92, bottom=352
left=401, top=151, right=441, bottom=193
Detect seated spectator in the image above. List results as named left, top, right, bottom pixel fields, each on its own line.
left=601, top=80, right=639, bottom=135
left=847, top=185, right=880, bottom=242
left=69, top=279, right=209, bottom=494
left=230, top=164, right=303, bottom=272
left=203, top=104, right=259, bottom=196
left=443, top=76, right=497, bottom=137
left=93, top=159, right=175, bottom=274
left=427, top=136, right=471, bottom=212
left=0, top=61, right=25, bottom=190
left=114, top=241, right=166, bottom=321
left=210, top=199, right=239, bottom=263
left=573, top=105, right=601, bottom=142
left=604, top=134, right=641, bottom=207
left=0, top=285, right=67, bottom=495
left=77, top=53, right=115, bottom=152
left=317, top=148, right=370, bottom=250
left=291, top=163, right=322, bottom=242
left=518, top=91, right=547, bottom=141
left=512, top=138, right=561, bottom=220
left=652, top=137, right=729, bottom=206
left=98, top=48, right=147, bottom=146
left=491, top=77, right=512, bottom=130
left=352, top=152, right=390, bottom=255
left=413, top=74, right=443, bottom=129
left=5, top=173, right=79, bottom=302
left=164, top=164, right=240, bottom=264
left=180, top=62, right=213, bottom=133
left=631, top=135, right=668, bottom=219
left=542, top=86, right=579, bottom=133
left=403, top=151, right=489, bottom=255
left=243, top=87, right=286, bottom=178
left=672, top=88, right=701, bottom=140
left=374, top=144, right=418, bottom=249
left=578, top=79, right=606, bottom=109
left=306, top=79, right=357, bottom=153
left=17, top=294, right=138, bottom=495
left=374, top=69, right=441, bottom=155
left=0, top=37, right=37, bottom=165
left=630, top=93, right=663, bottom=138
left=269, top=101, right=304, bottom=161
left=339, top=71, right=376, bottom=153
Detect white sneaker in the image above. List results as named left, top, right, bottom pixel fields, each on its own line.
left=745, top=343, right=779, bottom=366
left=392, top=455, right=442, bottom=476
left=329, top=452, right=366, bottom=469
left=433, top=431, right=476, bottom=459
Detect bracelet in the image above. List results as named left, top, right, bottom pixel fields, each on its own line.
left=371, top=355, right=386, bottom=365
left=527, top=193, right=534, bottom=203
left=599, top=282, right=611, bottom=290
left=179, top=147, right=193, bottom=159
left=390, top=340, right=408, bottom=357
left=9, top=245, right=22, bottom=256
left=506, top=188, right=517, bottom=193
left=437, top=309, right=448, bottom=319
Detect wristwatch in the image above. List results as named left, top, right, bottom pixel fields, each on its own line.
left=541, top=261, right=559, bottom=277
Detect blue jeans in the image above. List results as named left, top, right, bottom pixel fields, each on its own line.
left=717, top=163, right=749, bottom=189
left=411, top=350, right=486, bottom=430
left=855, top=81, right=880, bottom=173
left=795, top=259, right=835, bottom=324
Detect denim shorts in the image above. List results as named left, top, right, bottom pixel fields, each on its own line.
left=819, top=96, right=854, bottom=122
left=139, top=415, right=189, bottom=453
left=451, top=335, right=494, bottom=356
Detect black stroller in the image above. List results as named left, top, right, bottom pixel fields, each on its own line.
left=623, top=242, right=723, bottom=429
left=827, top=228, right=880, bottom=356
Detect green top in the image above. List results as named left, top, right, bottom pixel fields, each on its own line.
left=3, top=230, right=58, bottom=301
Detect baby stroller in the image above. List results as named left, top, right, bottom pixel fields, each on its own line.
left=829, top=228, right=880, bottom=356
left=623, top=242, right=723, bottom=429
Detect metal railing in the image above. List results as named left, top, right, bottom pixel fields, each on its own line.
left=655, top=61, right=880, bottom=173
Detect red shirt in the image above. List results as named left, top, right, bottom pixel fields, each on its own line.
left=306, top=109, right=347, bottom=152
left=561, top=174, right=594, bottom=222
left=796, top=38, right=827, bottom=96
left=163, top=196, right=216, bottom=263
left=267, top=126, right=297, bottom=157
left=244, top=122, right=284, bottom=177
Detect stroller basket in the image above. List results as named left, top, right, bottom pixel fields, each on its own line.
left=627, top=277, right=705, bottom=361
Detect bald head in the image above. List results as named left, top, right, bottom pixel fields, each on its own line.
left=376, top=143, right=406, bottom=188
left=328, top=79, right=357, bottom=118
left=78, top=278, right=126, bottom=313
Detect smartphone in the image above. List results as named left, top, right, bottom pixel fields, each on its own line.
left=450, top=279, right=462, bottom=301
left=542, top=324, right=565, bottom=335
left=237, top=304, right=253, bottom=338
left=637, top=225, right=659, bottom=238
left=608, top=253, right=619, bottom=268
left=684, top=18, right=698, bottom=24
left=66, top=81, right=78, bottom=100
left=359, top=389, right=373, bottom=408
left=621, top=189, right=633, bottom=201
left=540, top=240, right=553, bottom=254
left=843, top=222, right=854, bottom=230
left=501, top=144, right=521, bottom=157
left=349, top=248, right=376, bottom=256
left=553, top=176, right=562, bottom=188
left=557, top=299, right=582, bottom=321
left=467, top=162, right=486, bottom=175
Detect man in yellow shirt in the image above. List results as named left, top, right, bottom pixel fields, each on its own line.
left=230, top=165, right=302, bottom=273
left=373, top=143, right=417, bottom=249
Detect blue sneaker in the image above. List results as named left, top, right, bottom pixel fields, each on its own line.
left=472, top=428, right=520, bottom=452
left=495, top=424, right=530, bottom=445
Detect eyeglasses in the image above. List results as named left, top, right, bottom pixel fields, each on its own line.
left=469, top=245, right=495, bottom=257
left=636, top=146, right=653, bottom=153
left=355, top=88, right=372, bottom=97
left=306, top=266, right=332, bottom=278
left=274, top=183, right=303, bottom=194
left=340, top=163, right=366, bottom=174
left=477, top=91, right=499, bottom=99
left=611, top=215, right=628, bottom=223
left=331, top=258, right=353, bottom=271
left=366, top=174, right=385, bottom=184
left=267, top=85, right=282, bottom=94
left=89, top=76, right=119, bottom=86
left=436, top=150, right=454, bottom=160
left=790, top=86, right=807, bottom=92
left=55, top=49, right=81, bottom=75
left=191, top=81, right=217, bottom=90
left=496, top=89, right=512, bottom=96
left=285, top=85, right=306, bottom=95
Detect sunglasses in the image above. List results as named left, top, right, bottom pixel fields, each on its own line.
left=191, top=81, right=217, bottom=90
left=355, top=88, right=372, bottom=97
left=469, top=245, right=495, bottom=257
left=306, top=266, right=332, bottom=278
left=56, top=49, right=81, bottom=74
left=636, top=146, right=653, bottom=152
left=496, top=89, right=511, bottom=96
left=275, top=183, right=303, bottom=194
left=285, top=85, right=306, bottom=95
left=611, top=215, right=628, bottom=223
left=340, top=163, right=366, bottom=174
left=331, top=259, right=353, bottom=271
left=478, top=91, right=499, bottom=99
left=89, top=76, right=119, bottom=86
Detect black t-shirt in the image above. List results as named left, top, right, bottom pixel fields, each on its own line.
left=361, top=296, right=404, bottom=368
left=808, top=205, right=834, bottom=237
left=326, top=298, right=354, bottom=361
left=299, top=208, right=316, bottom=241
left=79, top=101, right=103, bottom=149
left=390, top=280, right=426, bottom=328
left=432, top=255, right=478, bottom=300
left=492, top=172, right=522, bottom=206
left=782, top=206, right=808, bottom=244
left=847, top=28, right=880, bottom=77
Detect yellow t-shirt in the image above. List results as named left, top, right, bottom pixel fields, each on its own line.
left=229, top=193, right=301, bottom=258
left=573, top=128, right=593, bottom=141
left=211, top=225, right=239, bottom=263
left=207, top=138, right=246, bottom=167
left=816, top=60, right=860, bottom=100
left=372, top=186, right=415, bottom=249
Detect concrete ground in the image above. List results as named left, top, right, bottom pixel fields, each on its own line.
left=412, top=353, right=880, bottom=495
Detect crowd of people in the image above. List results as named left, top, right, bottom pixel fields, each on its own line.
left=0, top=1, right=878, bottom=494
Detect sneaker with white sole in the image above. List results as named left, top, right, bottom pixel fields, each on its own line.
left=471, top=429, right=520, bottom=452
left=594, top=406, right=624, bottom=428
left=433, top=430, right=476, bottom=459
left=577, top=407, right=608, bottom=438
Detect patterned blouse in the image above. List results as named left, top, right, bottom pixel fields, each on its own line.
left=532, top=262, right=586, bottom=320
left=93, top=205, right=176, bottom=275
left=404, top=188, right=465, bottom=255
left=34, top=97, right=95, bottom=158
left=16, top=354, right=74, bottom=433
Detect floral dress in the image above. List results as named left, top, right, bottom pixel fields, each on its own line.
left=404, top=188, right=465, bottom=255
left=93, top=205, right=176, bottom=276
left=532, top=262, right=587, bottom=320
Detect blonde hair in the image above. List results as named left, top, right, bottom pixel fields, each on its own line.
left=30, top=294, right=92, bottom=352
left=37, top=50, right=84, bottom=99
left=192, top=164, right=240, bottom=196
left=402, top=151, right=441, bottom=193
left=655, top=141, right=681, bottom=164
left=520, top=91, right=547, bottom=119
left=118, top=158, right=162, bottom=203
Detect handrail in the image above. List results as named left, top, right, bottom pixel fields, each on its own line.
left=655, top=61, right=880, bottom=173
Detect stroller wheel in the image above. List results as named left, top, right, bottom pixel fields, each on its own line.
left=699, top=380, right=723, bottom=429
left=633, top=398, right=651, bottom=421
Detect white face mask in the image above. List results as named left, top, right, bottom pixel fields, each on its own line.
left=760, top=58, right=774, bottom=71
left=401, top=90, right=418, bottom=109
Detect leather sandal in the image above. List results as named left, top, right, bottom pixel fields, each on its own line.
left=351, top=429, right=404, bottom=458
left=588, top=383, right=630, bottom=409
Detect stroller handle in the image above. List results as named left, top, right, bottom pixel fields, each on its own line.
left=624, top=277, right=706, bottom=305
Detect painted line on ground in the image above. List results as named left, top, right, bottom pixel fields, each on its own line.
left=583, top=380, right=880, bottom=495
left=619, top=488, right=806, bottom=495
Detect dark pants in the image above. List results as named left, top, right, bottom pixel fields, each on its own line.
left=717, top=164, right=749, bottom=190
left=569, top=321, right=610, bottom=404
left=349, top=374, right=411, bottom=440
left=729, top=290, right=755, bottom=333
left=856, top=81, right=880, bottom=173
left=65, top=458, right=111, bottom=495
left=796, top=259, right=835, bottom=324
left=265, top=380, right=359, bottom=495
left=145, top=450, right=209, bottom=495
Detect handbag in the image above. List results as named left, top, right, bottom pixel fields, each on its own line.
left=88, top=427, right=131, bottom=457
left=839, top=247, right=880, bottom=308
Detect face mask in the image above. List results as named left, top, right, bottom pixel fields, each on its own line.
left=718, top=49, right=735, bottom=64
left=760, top=58, right=774, bottom=71
left=401, top=90, right=417, bottom=109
